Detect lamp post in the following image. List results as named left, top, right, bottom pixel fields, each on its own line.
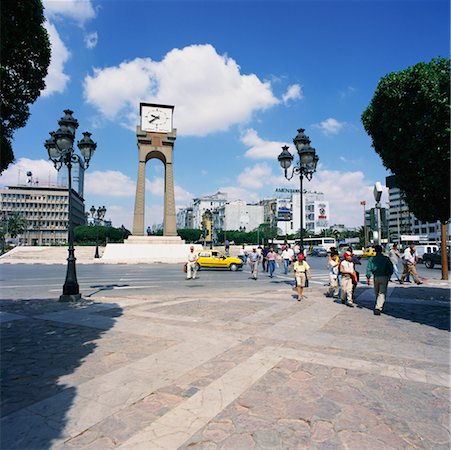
left=360, top=200, right=367, bottom=248
left=45, top=109, right=97, bottom=302
left=277, top=129, right=319, bottom=256
left=89, top=205, right=106, bottom=258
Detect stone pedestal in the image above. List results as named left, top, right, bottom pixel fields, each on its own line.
left=101, top=237, right=201, bottom=264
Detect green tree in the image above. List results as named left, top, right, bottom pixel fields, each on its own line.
left=1, top=0, right=51, bottom=173
left=74, top=226, right=130, bottom=245
left=177, top=228, right=202, bottom=243
left=362, top=57, right=450, bottom=279
left=4, top=212, right=27, bottom=238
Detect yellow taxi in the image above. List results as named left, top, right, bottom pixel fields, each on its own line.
left=362, top=247, right=376, bottom=258
left=196, top=250, right=243, bottom=271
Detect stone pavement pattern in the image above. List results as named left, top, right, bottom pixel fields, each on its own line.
left=1, top=281, right=449, bottom=449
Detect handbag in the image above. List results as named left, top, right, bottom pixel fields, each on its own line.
left=183, top=263, right=188, bottom=273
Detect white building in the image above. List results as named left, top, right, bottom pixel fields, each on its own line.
left=191, top=191, right=227, bottom=229
left=0, top=184, right=85, bottom=245
left=215, top=200, right=264, bottom=232
left=276, top=191, right=330, bottom=235
left=386, top=175, right=450, bottom=243
left=176, top=207, right=193, bottom=229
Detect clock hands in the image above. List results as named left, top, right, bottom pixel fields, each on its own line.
left=148, top=114, right=160, bottom=123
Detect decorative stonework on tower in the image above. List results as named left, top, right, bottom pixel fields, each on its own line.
left=132, top=103, right=177, bottom=237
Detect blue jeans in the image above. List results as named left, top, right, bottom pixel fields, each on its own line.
left=284, top=259, right=290, bottom=274
left=268, top=260, right=276, bottom=277
left=391, top=263, right=401, bottom=281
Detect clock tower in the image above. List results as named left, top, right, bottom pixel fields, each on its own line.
left=132, top=102, right=177, bottom=237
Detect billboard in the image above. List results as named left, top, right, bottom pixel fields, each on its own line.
left=315, top=201, right=329, bottom=228
left=277, top=207, right=292, bottom=221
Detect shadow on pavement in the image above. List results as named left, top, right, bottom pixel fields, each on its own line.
left=0, top=297, right=122, bottom=449
left=354, top=286, right=450, bottom=332
left=85, top=283, right=129, bottom=297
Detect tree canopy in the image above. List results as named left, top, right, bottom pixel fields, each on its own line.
left=361, top=57, right=450, bottom=224
left=1, top=0, right=51, bottom=173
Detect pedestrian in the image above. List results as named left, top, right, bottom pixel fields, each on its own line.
left=339, top=251, right=357, bottom=307
left=347, top=247, right=361, bottom=298
left=293, top=243, right=300, bottom=260
left=388, top=243, right=402, bottom=282
left=262, top=244, right=270, bottom=272
left=326, top=249, right=340, bottom=298
left=266, top=247, right=277, bottom=278
left=400, top=244, right=423, bottom=285
left=248, top=247, right=261, bottom=280
left=282, top=245, right=294, bottom=275
left=366, top=245, right=394, bottom=315
left=238, top=245, right=247, bottom=265
left=224, top=239, right=230, bottom=256
left=293, top=254, right=311, bottom=301
left=186, top=246, right=198, bottom=280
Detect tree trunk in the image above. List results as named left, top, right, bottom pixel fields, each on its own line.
left=440, top=222, right=449, bottom=280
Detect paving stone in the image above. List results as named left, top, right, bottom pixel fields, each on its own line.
left=1, top=280, right=449, bottom=449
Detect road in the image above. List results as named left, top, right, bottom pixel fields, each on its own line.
left=1, top=256, right=446, bottom=300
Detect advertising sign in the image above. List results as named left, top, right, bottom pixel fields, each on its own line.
left=315, top=201, right=329, bottom=228
left=277, top=207, right=292, bottom=221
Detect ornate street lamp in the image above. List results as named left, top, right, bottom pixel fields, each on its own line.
left=277, top=128, right=319, bottom=255
left=45, top=109, right=97, bottom=302
left=89, top=205, right=107, bottom=258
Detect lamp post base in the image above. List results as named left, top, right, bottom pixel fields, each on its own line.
left=59, top=293, right=82, bottom=302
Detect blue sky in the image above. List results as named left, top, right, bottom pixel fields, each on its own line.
left=1, top=0, right=449, bottom=230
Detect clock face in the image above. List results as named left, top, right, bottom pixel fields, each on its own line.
left=141, top=105, right=173, bottom=133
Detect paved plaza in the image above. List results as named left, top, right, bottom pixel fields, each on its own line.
left=1, top=265, right=450, bottom=449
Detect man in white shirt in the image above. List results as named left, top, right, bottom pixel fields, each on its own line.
left=186, top=246, right=199, bottom=280
left=400, top=244, right=423, bottom=285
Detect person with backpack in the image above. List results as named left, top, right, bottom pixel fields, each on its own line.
left=366, top=245, right=394, bottom=315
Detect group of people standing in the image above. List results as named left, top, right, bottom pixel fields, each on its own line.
left=241, top=244, right=311, bottom=301
left=327, top=243, right=423, bottom=316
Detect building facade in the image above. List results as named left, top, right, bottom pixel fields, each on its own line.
left=0, top=185, right=85, bottom=245
left=176, top=206, right=194, bottom=229
left=385, top=175, right=449, bottom=243
left=191, top=191, right=228, bottom=229
left=57, top=157, right=85, bottom=198
left=215, top=200, right=264, bottom=232
left=276, top=191, right=330, bottom=235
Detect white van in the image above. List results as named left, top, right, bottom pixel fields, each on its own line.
left=416, top=244, right=439, bottom=263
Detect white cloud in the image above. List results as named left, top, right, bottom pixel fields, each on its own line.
left=339, top=86, right=356, bottom=100
left=237, top=163, right=276, bottom=190
left=242, top=128, right=290, bottom=159
left=216, top=186, right=261, bottom=204
left=282, top=84, right=303, bottom=103
left=146, top=176, right=194, bottom=204
left=43, top=0, right=96, bottom=26
left=41, top=21, right=70, bottom=97
left=84, top=31, right=98, bottom=49
left=85, top=170, right=136, bottom=197
left=307, top=170, right=387, bottom=227
left=312, top=118, right=346, bottom=136
left=83, top=44, right=279, bottom=136
left=0, top=158, right=58, bottom=187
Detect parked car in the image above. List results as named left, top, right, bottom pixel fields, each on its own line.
left=195, top=250, right=243, bottom=271
left=309, top=246, right=328, bottom=257
left=416, top=244, right=439, bottom=263
left=362, top=247, right=376, bottom=258
left=422, top=248, right=450, bottom=269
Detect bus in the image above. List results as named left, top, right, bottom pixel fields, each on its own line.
left=271, top=237, right=337, bottom=252
left=296, top=237, right=337, bottom=251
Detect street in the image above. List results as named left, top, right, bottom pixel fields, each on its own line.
left=0, top=256, right=447, bottom=301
